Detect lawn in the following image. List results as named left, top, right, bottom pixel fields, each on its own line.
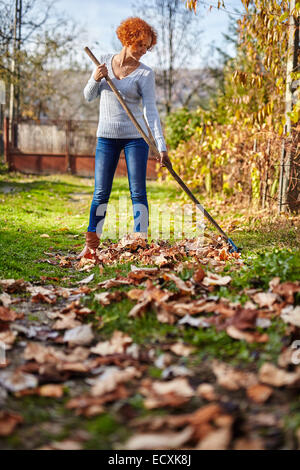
left=0, top=162, right=299, bottom=450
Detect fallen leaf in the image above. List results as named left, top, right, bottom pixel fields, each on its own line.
left=226, top=325, right=269, bottom=343
left=66, top=385, right=129, bottom=417
left=38, top=384, right=64, bottom=398
left=192, top=266, right=206, bottom=283
left=91, top=331, right=133, bottom=356
left=202, top=272, right=231, bottom=286
left=139, top=377, right=194, bottom=409
left=233, top=437, right=264, bottom=450
left=0, top=293, right=13, bottom=308
left=0, top=370, right=38, bottom=392
left=0, top=330, right=18, bottom=349
left=272, top=281, right=300, bottom=304
left=0, top=411, right=23, bottom=436
left=90, top=366, right=141, bottom=396
left=162, top=272, right=194, bottom=294
left=121, top=425, right=194, bottom=450
left=196, top=383, right=219, bottom=401
left=258, top=363, right=300, bottom=387
left=0, top=306, right=23, bottom=322
left=168, top=342, right=196, bottom=357
left=212, top=360, right=258, bottom=390
left=253, top=292, right=278, bottom=308
left=37, top=440, right=83, bottom=450
left=177, top=315, right=211, bottom=328
left=63, top=324, right=94, bottom=346
left=246, top=383, right=273, bottom=404
left=196, top=425, right=231, bottom=450
left=131, top=265, right=158, bottom=273
left=280, top=305, right=300, bottom=327
left=52, top=312, right=82, bottom=330
left=94, top=291, right=124, bottom=306
left=27, top=286, right=57, bottom=304
left=0, top=279, right=29, bottom=293
left=78, top=273, right=94, bottom=284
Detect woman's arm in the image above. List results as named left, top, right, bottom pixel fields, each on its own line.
left=83, top=56, right=108, bottom=102
left=138, top=69, right=167, bottom=153
left=83, top=68, right=101, bottom=102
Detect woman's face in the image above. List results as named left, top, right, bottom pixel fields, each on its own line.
left=127, top=35, right=152, bottom=60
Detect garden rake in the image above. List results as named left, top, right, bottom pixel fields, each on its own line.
left=84, top=46, right=240, bottom=253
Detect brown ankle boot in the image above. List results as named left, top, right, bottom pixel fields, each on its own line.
left=86, top=231, right=100, bottom=250
left=76, top=232, right=100, bottom=260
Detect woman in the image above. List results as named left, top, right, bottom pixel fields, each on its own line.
left=77, top=16, right=172, bottom=260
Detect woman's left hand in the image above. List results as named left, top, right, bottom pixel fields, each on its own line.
left=159, top=151, right=172, bottom=168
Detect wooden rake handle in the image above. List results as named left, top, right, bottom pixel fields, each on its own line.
left=84, top=46, right=239, bottom=250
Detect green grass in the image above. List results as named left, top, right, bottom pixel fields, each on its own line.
left=0, top=167, right=298, bottom=365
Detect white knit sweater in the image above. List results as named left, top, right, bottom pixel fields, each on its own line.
left=83, top=53, right=167, bottom=152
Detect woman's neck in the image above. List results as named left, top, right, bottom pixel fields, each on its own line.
left=115, top=47, right=139, bottom=67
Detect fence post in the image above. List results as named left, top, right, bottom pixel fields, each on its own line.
left=280, top=0, right=299, bottom=213
left=65, top=120, right=72, bottom=173
left=3, top=117, right=10, bottom=168
left=262, top=139, right=271, bottom=209
left=278, top=139, right=286, bottom=214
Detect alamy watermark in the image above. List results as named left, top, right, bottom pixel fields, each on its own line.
left=0, top=80, right=5, bottom=105
left=0, top=341, right=6, bottom=365
left=93, top=196, right=206, bottom=242
left=291, top=340, right=300, bottom=365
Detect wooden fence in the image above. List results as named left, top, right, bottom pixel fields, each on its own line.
left=3, top=118, right=160, bottom=179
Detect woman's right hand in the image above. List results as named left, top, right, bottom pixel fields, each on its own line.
left=93, top=64, right=108, bottom=82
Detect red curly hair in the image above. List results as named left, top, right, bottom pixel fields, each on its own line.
left=116, top=17, right=157, bottom=51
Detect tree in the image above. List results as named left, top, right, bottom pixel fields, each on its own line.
left=132, top=0, right=204, bottom=115
left=0, top=0, right=83, bottom=124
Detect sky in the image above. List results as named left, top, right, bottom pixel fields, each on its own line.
left=53, top=0, right=246, bottom=69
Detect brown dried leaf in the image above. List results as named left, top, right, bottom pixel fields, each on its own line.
left=246, top=383, right=273, bottom=404
left=192, top=266, right=206, bottom=283
left=0, top=293, right=13, bottom=308
left=0, top=306, right=24, bottom=322
left=226, top=325, right=269, bottom=343
left=52, top=312, right=82, bottom=330
left=253, top=292, right=278, bottom=308
left=280, top=306, right=300, bottom=327
left=212, top=360, right=258, bottom=390
left=196, top=425, right=231, bottom=450
left=94, top=291, right=124, bottom=306
left=121, top=425, right=194, bottom=450
left=66, top=385, right=129, bottom=416
left=91, top=330, right=133, bottom=356
left=0, top=370, right=38, bottom=392
left=139, top=377, right=194, bottom=409
left=258, top=362, right=300, bottom=387
left=162, top=272, right=194, bottom=294
left=0, top=330, right=18, bottom=349
left=167, top=342, right=196, bottom=357
left=202, top=272, right=231, bottom=286
left=0, top=279, right=29, bottom=293
left=272, top=281, right=300, bottom=304
left=91, top=366, right=141, bottom=396
left=233, top=438, right=264, bottom=450
left=63, top=324, right=94, bottom=346
left=196, top=383, right=219, bottom=401
left=0, top=411, right=23, bottom=436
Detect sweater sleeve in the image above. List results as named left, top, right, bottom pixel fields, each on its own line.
left=138, top=69, right=167, bottom=153
left=83, top=68, right=101, bottom=102
left=84, top=54, right=106, bottom=102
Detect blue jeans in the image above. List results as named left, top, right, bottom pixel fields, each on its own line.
left=87, top=137, right=149, bottom=235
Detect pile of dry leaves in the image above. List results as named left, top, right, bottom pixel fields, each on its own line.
left=0, top=233, right=299, bottom=450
